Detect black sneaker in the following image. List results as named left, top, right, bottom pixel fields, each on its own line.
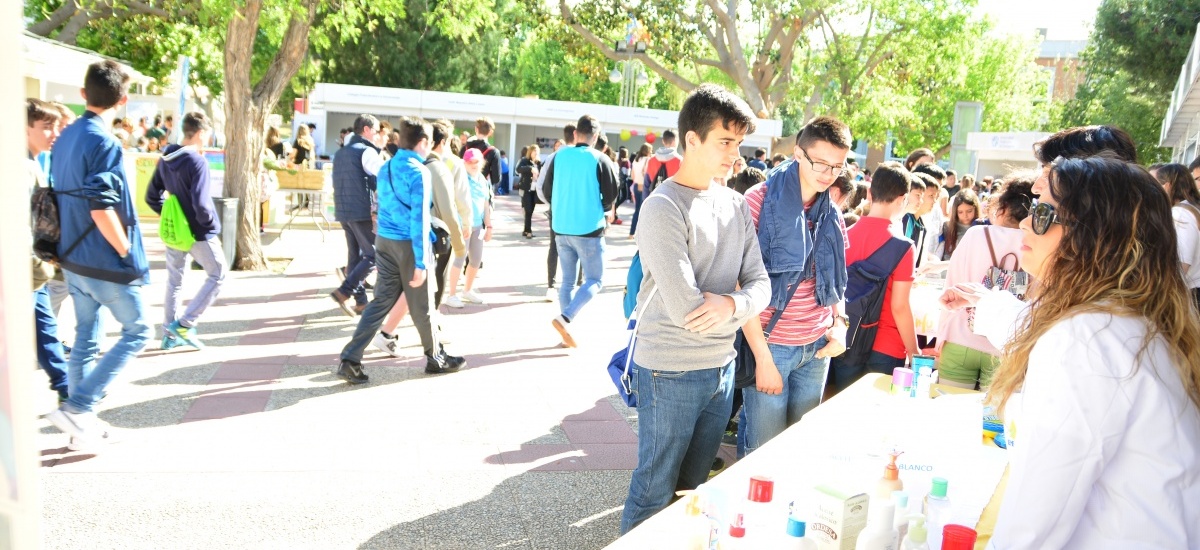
left=335, top=360, right=369, bottom=385
left=425, top=353, right=465, bottom=374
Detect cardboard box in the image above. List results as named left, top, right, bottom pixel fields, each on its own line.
left=810, top=485, right=869, bottom=550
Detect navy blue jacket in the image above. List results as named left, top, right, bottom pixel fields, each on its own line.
left=332, top=134, right=378, bottom=222
left=145, top=144, right=220, bottom=240
left=50, top=111, right=149, bottom=285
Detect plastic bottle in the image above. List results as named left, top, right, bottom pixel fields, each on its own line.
left=900, top=515, right=929, bottom=550
left=891, top=492, right=910, bottom=548
left=725, top=513, right=747, bottom=550
left=875, top=450, right=905, bottom=500
left=785, top=516, right=818, bottom=550
left=855, top=499, right=898, bottom=550
left=940, top=524, right=978, bottom=550
left=680, top=494, right=715, bottom=550
left=743, top=475, right=778, bottom=542
left=923, top=478, right=951, bottom=550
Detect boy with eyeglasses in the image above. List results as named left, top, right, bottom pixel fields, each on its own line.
left=736, top=117, right=852, bottom=458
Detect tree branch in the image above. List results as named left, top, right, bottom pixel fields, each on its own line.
left=27, top=0, right=80, bottom=37
left=252, top=0, right=318, bottom=106
left=558, top=0, right=698, bottom=91
left=56, top=2, right=117, bottom=45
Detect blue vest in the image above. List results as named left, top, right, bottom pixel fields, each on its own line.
left=332, top=135, right=378, bottom=222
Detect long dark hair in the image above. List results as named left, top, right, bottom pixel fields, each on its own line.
left=1153, top=163, right=1200, bottom=206
left=1033, top=125, right=1137, bottom=164
left=989, top=156, right=1200, bottom=411
left=941, top=189, right=980, bottom=258
left=993, top=172, right=1037, bottom=225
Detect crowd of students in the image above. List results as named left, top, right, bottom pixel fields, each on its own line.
left=24, top=61, right=1200, bottom=546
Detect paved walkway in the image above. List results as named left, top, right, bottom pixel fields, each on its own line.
left=36, top=195, right=736, bottom=549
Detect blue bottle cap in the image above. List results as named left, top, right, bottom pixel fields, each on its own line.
left=787, top=517, right=806, bottom=537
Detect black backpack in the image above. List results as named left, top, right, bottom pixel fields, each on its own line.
left=649, top=161, right=670, bottom=193
left=839, top=237, right=913, bottom=367
left=31, top=185, right=93, bottom=264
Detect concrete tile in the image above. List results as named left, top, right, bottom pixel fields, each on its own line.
left=561, top=421, right=638, bottom=444
left=181, top=391, right=273, bottom=421
left=209, top=363, right=285, bottom=382
left=577, top=444, right=639, bottom=471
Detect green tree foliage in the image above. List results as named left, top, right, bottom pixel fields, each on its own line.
left=1058, top=0, right=1200, bottom=162
left=317, top=0, right=512, bottom=97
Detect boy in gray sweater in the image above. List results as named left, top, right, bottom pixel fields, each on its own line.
left=619, top=85, right=771, bottom=533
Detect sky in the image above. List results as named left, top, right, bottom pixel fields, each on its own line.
left=977, top=0, right=1105, bottom=41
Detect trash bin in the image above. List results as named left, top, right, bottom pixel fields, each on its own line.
left=213, top=197, right=239, bottom=268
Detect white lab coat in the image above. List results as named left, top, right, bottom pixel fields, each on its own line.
left=988, top=312, right=1200, bottom=549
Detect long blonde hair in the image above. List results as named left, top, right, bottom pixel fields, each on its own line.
left=987, top=157, right=1200, bottom=412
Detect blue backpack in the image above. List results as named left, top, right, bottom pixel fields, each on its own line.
left=623, top=252, right=644, bottom=319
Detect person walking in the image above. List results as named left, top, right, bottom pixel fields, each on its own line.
left=535, top=124, right=581, bottom=302
left=516, top=145, right=542, bottom=238
left=26, top=98, right=68, bottom=402
left=46, top=61, right=152, bottom=450
left=541, top=115, right=620, bottom=347
left=336, top=117, right=465, bottom=384
left=628, top=143, right=652, bottom=238
left=463, top=117, right=502, bottom=196
left=144, top=112, right=225, bottom=349
left=443, top=148, right=493, bottom=307
left=329, top=115, right=385, bottom=317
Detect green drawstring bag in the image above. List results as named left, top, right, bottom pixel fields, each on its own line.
left=160, top=192, right=196, bottom=251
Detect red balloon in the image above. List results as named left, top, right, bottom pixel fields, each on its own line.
left=645, top=132, right=657, bottom=144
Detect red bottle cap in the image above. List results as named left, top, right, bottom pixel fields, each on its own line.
left=748, top=476, right=774, bottom=503
left=941, top=524, right=978, bottom=550
left=729, top=513, right=746, bottom=538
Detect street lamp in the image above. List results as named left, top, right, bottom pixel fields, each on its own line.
left=612, top=40, right=649, bottom=107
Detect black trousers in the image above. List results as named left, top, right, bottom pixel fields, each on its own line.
left=434, top=250, right=452, bottom=308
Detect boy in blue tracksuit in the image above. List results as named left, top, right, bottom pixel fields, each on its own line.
left=145, top=111, right=225, bottom=350
left=45, top=61, right=152, bottom=451
left=336, top=117, right=466, bottom=384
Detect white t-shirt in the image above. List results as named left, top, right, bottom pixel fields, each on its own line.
left=989, top=312, right=1200, bottom=549
left=1171, top=202, right=1200, bottom=288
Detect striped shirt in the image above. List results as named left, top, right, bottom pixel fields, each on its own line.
left=745, top=184, right=846, bottom=346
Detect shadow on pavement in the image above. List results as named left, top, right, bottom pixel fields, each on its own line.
left=359, top=399, right=632, bottom=550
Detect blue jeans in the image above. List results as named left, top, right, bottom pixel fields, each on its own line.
left=64, top=272, right=150, bottom=413
left=338, top=219, right=377, bottom=305
left=164, top=236, right=227, bottom=327
left=556, top=235, right=604, bottom=321
left=828, top=349, right=905, bottom=395
left=620, top=361, right=734, bottom=534
left=738, top=335, right=829, bottom=458
left=33, top=286, right=69, bottom=399
left=630, top=185, right=644, bottom=236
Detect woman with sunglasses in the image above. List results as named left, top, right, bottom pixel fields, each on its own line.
left=1151, top=163, right=1200, bottom=310
left=942, top=125, right=1139, bottom=348
left=986, top=156, right=1200, bottom=548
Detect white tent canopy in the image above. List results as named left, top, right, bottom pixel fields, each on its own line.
left=307, top=83, right=784, bottom=159
left=22, top=31, right=152, bottom=103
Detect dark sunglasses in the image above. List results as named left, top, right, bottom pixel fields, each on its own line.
left=1029, top=201, right=1066, bottom=235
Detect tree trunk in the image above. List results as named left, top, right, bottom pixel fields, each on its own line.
left=222, top=0, right=318, bottom=271
left=223, top=0, right=269, bottom=271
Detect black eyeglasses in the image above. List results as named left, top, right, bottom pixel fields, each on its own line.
left=800, top=149, right=846, bottom=177
left=1029, top=201, right=1066, bottom=235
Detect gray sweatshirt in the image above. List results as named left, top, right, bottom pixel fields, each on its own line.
left=633, top=179, right=771, bottom=371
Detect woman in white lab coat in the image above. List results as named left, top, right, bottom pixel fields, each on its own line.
left=985, top=156, right=1200, bottom=548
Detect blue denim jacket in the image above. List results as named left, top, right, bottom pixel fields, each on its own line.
left=757, top=160, right=846, bottom=308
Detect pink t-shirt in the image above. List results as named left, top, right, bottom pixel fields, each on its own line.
left=937, top=225, right=1025, bottom=355
left=745, top=184, right=847, bottom=346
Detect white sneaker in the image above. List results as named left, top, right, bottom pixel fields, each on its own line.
left=552, top=315, right=577, bottom=348
left=372, top=331, right=402, bottom=358
left=444, top=295, right=464, bottom=309
left=46, top=408, right=97, bottom=438
left=68, top=420, right=117, bottom=452
left=545, top=287, right=557, bottom=302
left=462, top=289, right=486, bottom=304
